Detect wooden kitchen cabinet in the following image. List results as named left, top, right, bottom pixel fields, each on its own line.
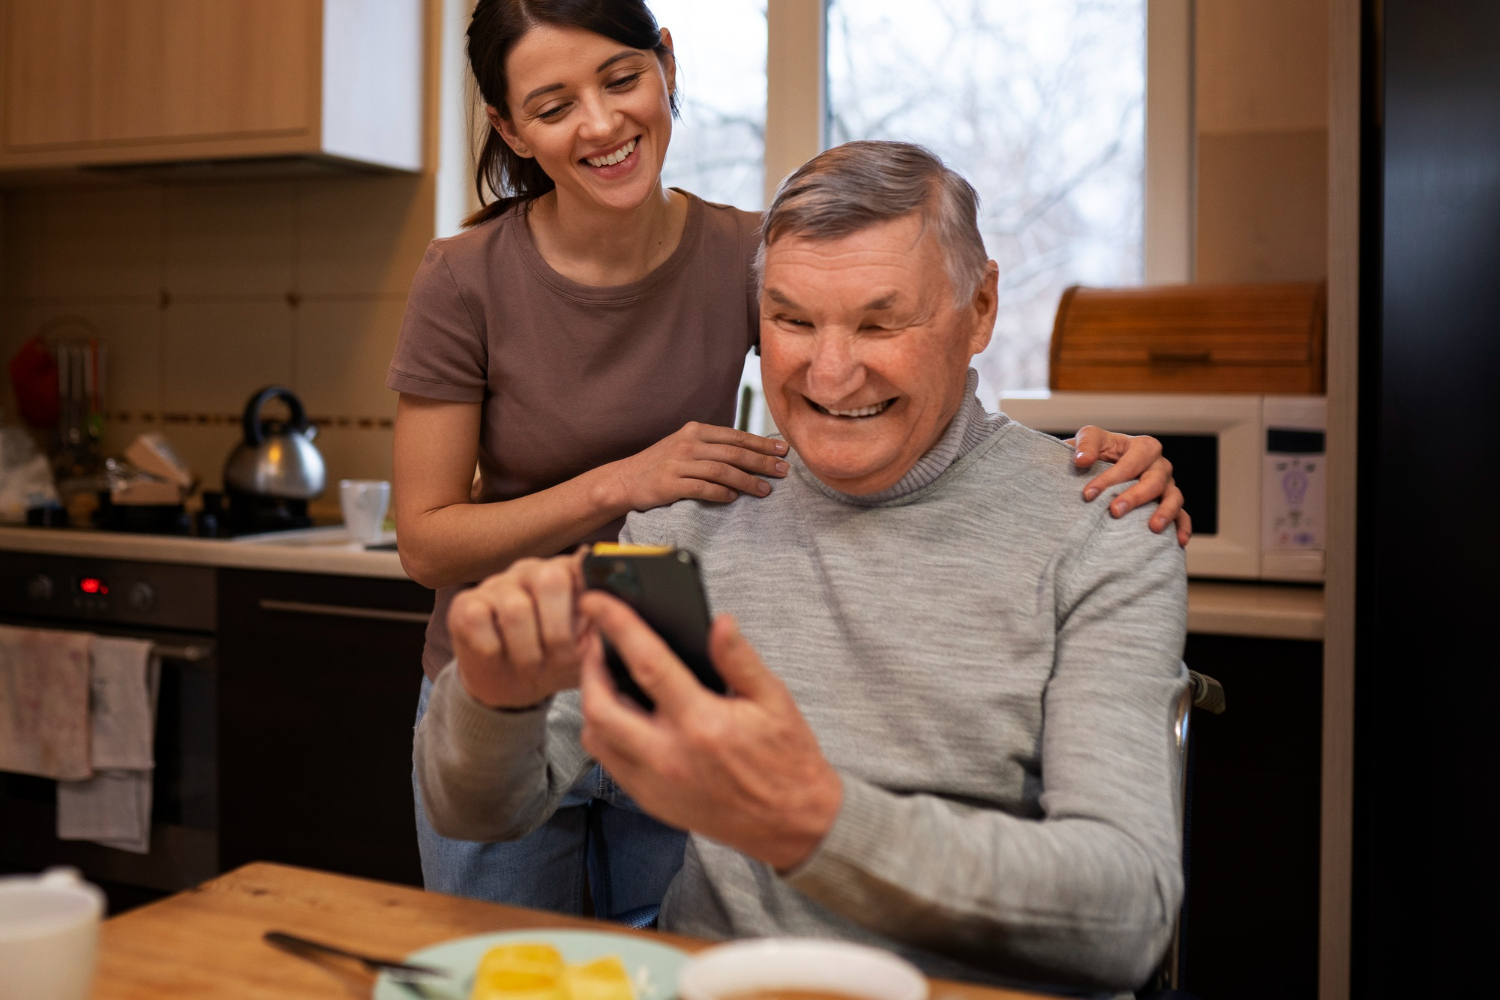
left=0, top=0, right=423, bottom=172
left=217, top=569, right=432, bottom=888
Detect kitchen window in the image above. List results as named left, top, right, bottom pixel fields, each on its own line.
left=827, top=0, right=1147, bottom=395
left=439, top=0, right=1185, bottom=396
left=653, top=0, right=769, bottom=210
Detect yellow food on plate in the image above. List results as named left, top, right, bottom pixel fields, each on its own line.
left=471, top=943, right=568, bottom=1000
left=563, top=956, right=634, bottom=1000
left=470, top=943, right=634, bottom=1000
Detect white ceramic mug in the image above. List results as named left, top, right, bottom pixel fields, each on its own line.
left=340, top=479, right=391, bottom=546
left=0, top=868, right=106, bottom=1000
left=677, top=938, right=929, bottom=1000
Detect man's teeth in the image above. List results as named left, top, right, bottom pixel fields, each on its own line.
left=817, top=399, right=892, bottom=418
left=586, top=138, right=637, bottom=168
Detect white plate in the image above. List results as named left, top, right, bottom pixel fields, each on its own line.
left=372, top=927, right=690, bottom=1000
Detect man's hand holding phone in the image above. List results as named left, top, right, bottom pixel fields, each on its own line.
left=577, top=594, right=843, bottom=873
left=448, top=545, right=844, bottom=870
left=448, top=552, right=596, bottom=710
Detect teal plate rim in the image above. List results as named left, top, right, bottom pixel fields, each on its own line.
left=372, top=927, right=690, bottom=1000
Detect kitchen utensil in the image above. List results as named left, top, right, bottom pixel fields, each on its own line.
left=51, top=337, right=105, bottom=478
left=264, top=931, right=449, bottom=985
left=677, top=938, right=928, bottom=1000
left=371, top=928, right=689, bottom=1000
left=0, top=867, right=105, bottom=1000
left=223, top=386, right=325, bottom=501
left=339, top=479, right=391, bottom=545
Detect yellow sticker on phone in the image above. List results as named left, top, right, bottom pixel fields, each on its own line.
left=590, top=543, right=674, bottom=556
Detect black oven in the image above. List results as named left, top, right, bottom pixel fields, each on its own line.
left=0, top=551, right=218, bottom=901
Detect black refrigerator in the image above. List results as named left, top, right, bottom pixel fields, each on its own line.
left=1354, top=0, right=1500, bottom=994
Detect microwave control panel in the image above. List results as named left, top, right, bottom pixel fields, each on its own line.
left=1261, top=396, right=1327, bottom=581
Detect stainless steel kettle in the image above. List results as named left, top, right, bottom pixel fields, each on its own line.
left=223, top=386, right=326, bottom=500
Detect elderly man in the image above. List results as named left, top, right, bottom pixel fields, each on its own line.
left=416, top=141, right=1188, bottom=995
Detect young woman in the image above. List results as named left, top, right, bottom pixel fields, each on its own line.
left=387, top=0, right=1190, bottom=920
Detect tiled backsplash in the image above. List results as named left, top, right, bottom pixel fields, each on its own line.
left=0, top=172, right=436, bottom=497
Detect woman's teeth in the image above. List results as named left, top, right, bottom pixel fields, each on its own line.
left=814, top=399, right=893, bottom=418
left=586, top=138, right=637, bottom=168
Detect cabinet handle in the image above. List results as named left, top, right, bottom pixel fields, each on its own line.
left=1149, top=350, right=1213, bottom=365
left=259, top=599, right=430, bottom=625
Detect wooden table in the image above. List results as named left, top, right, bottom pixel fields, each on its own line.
left=91, top=863, right=1050, bottom=999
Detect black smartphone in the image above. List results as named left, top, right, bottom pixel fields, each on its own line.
left=582, top=544, right=726, bottom=711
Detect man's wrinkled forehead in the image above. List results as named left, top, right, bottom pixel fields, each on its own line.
left=758, top=214, right=945, bottom=304
left=757, top=205, right=938, bottom=282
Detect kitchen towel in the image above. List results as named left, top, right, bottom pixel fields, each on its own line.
left=0, top=625, right=93, bottom=780
left=83, top=636, right=158, bottom=770
left=58, top=636, right=159, bottom=854
left=56, top=771, right=153, bottom=853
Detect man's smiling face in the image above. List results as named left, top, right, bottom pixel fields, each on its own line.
left=759, top=212, right=998, bottom=495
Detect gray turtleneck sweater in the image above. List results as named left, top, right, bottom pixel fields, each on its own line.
left=415, top=372, right=1188, bottom=995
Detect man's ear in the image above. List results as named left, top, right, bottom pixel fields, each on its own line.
left=487, top=105, right=533, bottom=159
left=967, top=260, right=1000, bottom=355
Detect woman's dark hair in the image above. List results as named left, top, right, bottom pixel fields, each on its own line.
left=463, top=0, right=677, bottom=228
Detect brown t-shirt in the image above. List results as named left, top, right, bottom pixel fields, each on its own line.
left=387, top=193, right=761, bottom=679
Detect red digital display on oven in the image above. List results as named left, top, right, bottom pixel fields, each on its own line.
left=78, top=577, right=109, bottom=595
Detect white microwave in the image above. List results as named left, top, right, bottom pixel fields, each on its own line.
left=997, top=392, right=1327, bottom=582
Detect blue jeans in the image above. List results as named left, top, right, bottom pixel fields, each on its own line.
left=412, top=676, right=687, bottom=917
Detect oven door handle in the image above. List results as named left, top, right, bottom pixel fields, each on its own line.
left=259, top=599, right=431, bottom=625
left=154, top=641, right=216, bottom=662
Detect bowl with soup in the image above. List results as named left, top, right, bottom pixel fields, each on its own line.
left=676, top=938, right=927, bottom=1000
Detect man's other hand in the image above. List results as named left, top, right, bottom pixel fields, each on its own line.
left=576, top=592, right=843, bottom=872
left=448, top=552, right=594, bottom=709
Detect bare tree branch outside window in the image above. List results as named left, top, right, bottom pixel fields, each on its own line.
left=653, top=1, right=769, bottom=211
left=828, top=0, right=1145, bottom=395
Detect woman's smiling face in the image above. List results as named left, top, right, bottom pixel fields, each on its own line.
left=493, top=23, right=676, bottom=213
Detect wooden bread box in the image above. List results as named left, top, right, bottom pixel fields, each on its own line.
left=1049, top=282, right=1326, bottom=393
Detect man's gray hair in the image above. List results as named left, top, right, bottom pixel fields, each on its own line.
left=755, top=140, right=989, bottom=307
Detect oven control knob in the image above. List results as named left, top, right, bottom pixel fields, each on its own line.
left=127, top=582, right=156, bottom=611
left=25, top=574, right=53, bottom=601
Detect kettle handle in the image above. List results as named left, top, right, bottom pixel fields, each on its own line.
left=242, top=385, right=309, bottom=446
